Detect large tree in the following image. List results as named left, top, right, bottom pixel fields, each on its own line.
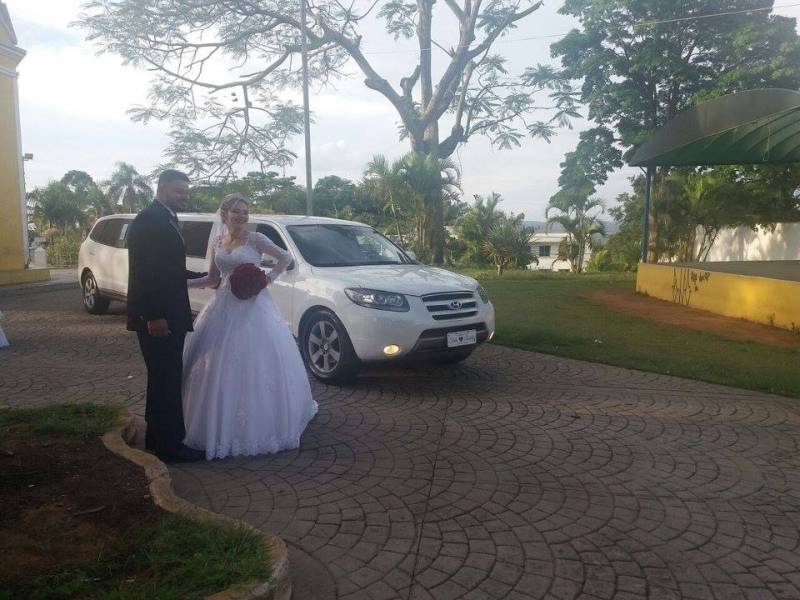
left=80, top=0, right=578, bottom=263
left=551, top=0, right=800, bottom=260
left=61, top=170, right=111, bottom=219
left=29, top=182, right=88, bottom=232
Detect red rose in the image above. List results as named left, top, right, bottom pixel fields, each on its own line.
left=230, top=263, right=268, bottom=300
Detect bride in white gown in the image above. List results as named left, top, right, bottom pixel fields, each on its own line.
left=182, top=194, right=318, bottom=460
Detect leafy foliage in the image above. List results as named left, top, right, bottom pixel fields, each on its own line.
left=550, top=0, right=800, bottom=260
left=455, top=193, right=506, bottom=267
left=546, top=189, right=606, bottom=273
left=29, top=182, right=88, bottom=231
left=80, top=0, right=578, bottom=176
left=482, top=216, right=534, bottom=275
left=105, top=162, right=153, bottom=213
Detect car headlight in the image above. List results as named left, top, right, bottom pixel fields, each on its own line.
left=345, top=288, right=409, bottom=312
left=476, top=285, right=490, bottom=304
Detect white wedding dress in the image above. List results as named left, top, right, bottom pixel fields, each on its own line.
left=183, top=231, right=318, bottom=460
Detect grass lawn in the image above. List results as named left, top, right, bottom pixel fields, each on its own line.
left=465, top=270, right=800, bottom=398
left=0, top=404, right=269, bottom=600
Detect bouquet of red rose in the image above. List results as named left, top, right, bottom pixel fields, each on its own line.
left=230, top=263, right=268, bottom=300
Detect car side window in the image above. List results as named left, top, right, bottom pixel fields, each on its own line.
left=255, top=224, right=293, bottom=268
left=182, top=221, right=214, bottom=258
left=256, top=224, right=288, bottom=250
left=101, top=219, right=124, bottom=247
left=89, top=220, right=107, bottom=243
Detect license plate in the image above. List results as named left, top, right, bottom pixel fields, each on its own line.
left=447, top=329, right=477, bottom=348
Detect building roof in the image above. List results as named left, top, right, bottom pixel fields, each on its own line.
left=630, top=88, right=800, bottom=167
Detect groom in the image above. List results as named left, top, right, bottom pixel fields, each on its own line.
left=127, top=170, right=206, bottom=463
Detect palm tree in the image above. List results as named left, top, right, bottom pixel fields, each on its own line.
left=105, top=162, right=153, bottom=213
left=396, top=152, right=461, bottom=263
left=482, top=216, right=533, bottom=275
left=30, top=182, right=87, bottom=231
left=456, top=193, right=505, bottom=265
left=61, top=170, right=112, bottom=220
left=363, top=155, right=409, bottom=246
left=546, top=190, right=606, bottom=273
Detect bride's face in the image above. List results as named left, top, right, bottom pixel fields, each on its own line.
left=225, top=201, right=250, bottom=229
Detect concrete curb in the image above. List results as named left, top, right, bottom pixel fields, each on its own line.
left=101, top=411, right=292, bottom=600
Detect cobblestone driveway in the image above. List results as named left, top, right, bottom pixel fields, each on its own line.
left=2, top=288, right=800, bottom=600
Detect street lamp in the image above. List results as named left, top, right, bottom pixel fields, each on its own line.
left=300, top=0, right=313, bottom=216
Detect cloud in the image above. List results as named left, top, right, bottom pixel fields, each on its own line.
left=19, top=45, right=153, bottom=122
left=5, top=0, right=84, bottom=32
left=11, top=17, right=80, bottom=47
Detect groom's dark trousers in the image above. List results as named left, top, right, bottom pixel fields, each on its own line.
left=127, top=201, right=203, bottom=459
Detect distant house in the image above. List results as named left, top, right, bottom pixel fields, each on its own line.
left=528, top=232, right=591, bottom=272
left=523, top=220, right=614, bottom=272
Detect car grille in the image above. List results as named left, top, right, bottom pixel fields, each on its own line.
left=422, top=291, right=478, bottom=321
left=410, top=323, right=490, bottom=353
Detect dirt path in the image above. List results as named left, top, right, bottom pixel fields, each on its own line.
left=584, top=288, right=800, bottom=349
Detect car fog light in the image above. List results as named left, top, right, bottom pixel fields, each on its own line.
left=383, top=344, right=401, bottom=356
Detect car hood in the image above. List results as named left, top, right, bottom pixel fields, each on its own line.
left=311, top=264, right=478, bottom=296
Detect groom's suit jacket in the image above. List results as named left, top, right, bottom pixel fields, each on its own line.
left=126, top=201, right=204, bottom=334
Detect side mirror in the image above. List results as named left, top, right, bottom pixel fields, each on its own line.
left=406, top=250, right=417, bottom=261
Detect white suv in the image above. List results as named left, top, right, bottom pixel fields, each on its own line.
left=78, top=213, right=495, bottom=381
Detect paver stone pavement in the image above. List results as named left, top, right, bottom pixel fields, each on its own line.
left=2, top=288, right=799, bottom=599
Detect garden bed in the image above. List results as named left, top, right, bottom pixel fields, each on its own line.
left=0, top=404, right=269, bottom=600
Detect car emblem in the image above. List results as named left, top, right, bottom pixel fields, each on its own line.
left=448, top=300, right=462, bottom=310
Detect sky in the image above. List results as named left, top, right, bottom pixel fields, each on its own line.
left=6, top=0, right=800, bottom=219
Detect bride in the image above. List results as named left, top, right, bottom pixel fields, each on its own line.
left=182, top=193, right=318, bottom=460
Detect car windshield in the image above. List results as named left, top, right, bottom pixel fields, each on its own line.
left=287, top=224, right=412, bottom=267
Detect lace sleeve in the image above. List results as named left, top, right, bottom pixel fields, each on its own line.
left=252, top=232, right=291, bottom=282
left=187, top=236, right=222, bottom=289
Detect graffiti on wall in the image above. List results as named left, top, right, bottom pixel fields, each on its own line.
left=671, top=268, right=711, bottom=305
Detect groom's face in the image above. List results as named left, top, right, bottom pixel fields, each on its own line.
left=159, top=180, right=190, bottom=212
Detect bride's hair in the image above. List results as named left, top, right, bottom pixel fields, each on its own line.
left=219, top=193, right=250, bottom=225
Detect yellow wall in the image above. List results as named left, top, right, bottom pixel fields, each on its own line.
left=0, top=73, right=24, bottom=271
left=0, top=5, right=48, bottom=284
left=637, top=263, right=800, bottom=331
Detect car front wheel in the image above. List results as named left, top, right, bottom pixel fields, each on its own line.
left=300, top=309, right=359, bottom=384
left=82, top=271, right=111, bottom=315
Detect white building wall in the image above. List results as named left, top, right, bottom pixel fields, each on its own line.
left=696, top=223, right=800, bottom=262
left=528, top=233, right=591, bottom=271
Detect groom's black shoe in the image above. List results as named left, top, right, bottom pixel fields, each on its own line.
left=159, top=444, right=205, bottom=463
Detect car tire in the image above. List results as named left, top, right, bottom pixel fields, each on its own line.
left=300, top=309, right=359, bottom=384
left=435, top=348, right=474, bottom=364
left=82, top=271, right=111, bottom=315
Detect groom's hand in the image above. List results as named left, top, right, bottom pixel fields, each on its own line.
left=147, top=318, right=171, bottom=337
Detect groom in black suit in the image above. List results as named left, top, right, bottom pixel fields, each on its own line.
left=127, top=170, right=205, bottom=462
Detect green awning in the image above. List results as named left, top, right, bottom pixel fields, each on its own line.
left=629, top=88, right=800, bottom=167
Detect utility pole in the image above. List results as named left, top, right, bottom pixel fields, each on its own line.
left=641, top=166, right=653, bottom=263
left=300, top=0, right=313, bottom=216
